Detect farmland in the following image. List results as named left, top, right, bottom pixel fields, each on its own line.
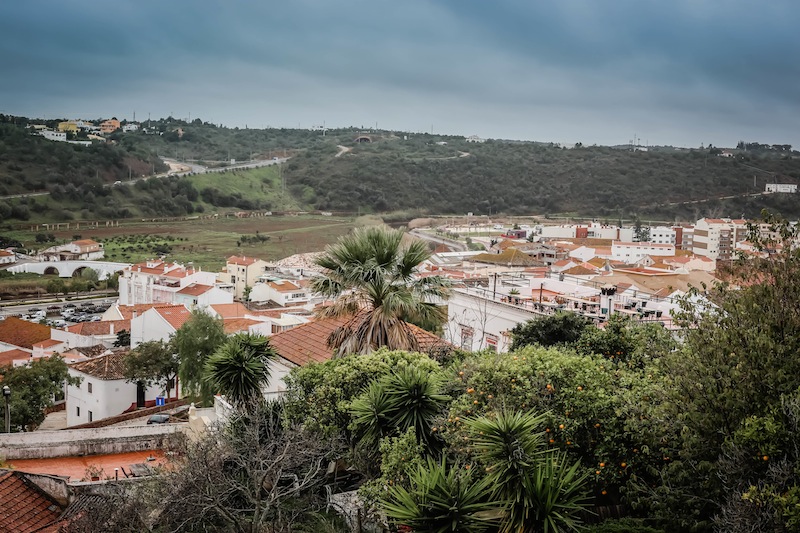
left=5, top=214, right=378, bottom=271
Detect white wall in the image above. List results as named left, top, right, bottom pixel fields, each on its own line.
left=66, top=371, right=162, bottom=427
left=130, top=310, right=175, bottom=347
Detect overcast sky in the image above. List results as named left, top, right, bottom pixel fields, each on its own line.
left=1, top=1, right=798, bottom=147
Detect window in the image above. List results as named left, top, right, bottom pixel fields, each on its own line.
left=485, top=334, right=498, bottom=353
left=88, top=411, right=93, bottom=422
left=460, top=326, right=474, bottom=350
left=87, top=382, right=92, bottom=394
left=76, top=406, right=80, bottom=417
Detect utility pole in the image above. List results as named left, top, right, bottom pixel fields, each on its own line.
left=3, top=386, right=10, bottom=433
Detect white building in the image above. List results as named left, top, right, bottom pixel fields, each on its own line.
left=130, top=305, right=191, bottom=348
left=465, top=135, right=485, bottom=143
left=219, top=256, right=270, bottom=301
left=119, top=260, right=218, bottom=305
left=122, top=123, right=140, bottom=133
left=0, top=250, right=16, bottom=264
left=765, top=184, right=798, bottom=193
left=586, top=223, right=634, bottom=241
left=648, top=227, right=677, bottom=245
left=38, top=239, right=104, bottom=261
left=66, top=351, right=164, bottom=426
left=41, top=130, right=67, bottom=142
left=172, top=283, right=234, bottom=308
left=249, top=279, right=311, bottom=306
left=611, top=241, right=675, bottom=263
left=692, top=218, right=748, bottom=261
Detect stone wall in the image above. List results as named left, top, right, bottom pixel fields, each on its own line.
left=0, top=424, right=182, bottom=460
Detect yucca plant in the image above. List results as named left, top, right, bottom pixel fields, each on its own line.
left=204, top=333, right=277, bottom=409
left=381, top=457, right=503, bottom=533
left=351, top=366, right=450, bottom=450
left=350, top=380, right=394, bottom=446
left=312, top=226, right=451, bottom=355
left=467, top=410, right=591, bottom=533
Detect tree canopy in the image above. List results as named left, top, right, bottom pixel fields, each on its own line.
left=312, top=226, right=450, bottom=355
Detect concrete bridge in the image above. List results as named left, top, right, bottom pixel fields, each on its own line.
left=9, top=260, right=131, bottom=279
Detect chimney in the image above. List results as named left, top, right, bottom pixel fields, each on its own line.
left=132, top=311, right=138, bottom=320
left=110, top=323, right=114, bottom=335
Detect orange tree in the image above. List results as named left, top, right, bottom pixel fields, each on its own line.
left=439, top=346, right=666, bottom=505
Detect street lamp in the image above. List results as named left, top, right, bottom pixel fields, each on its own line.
left=3, top=385, right=10, bottom=433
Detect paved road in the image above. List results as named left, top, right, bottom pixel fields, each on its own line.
left=409, top=229, right=469, bottom=252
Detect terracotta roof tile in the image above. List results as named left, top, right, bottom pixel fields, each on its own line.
left=227, top=255, right=264, bottom=266
left=114, top=303, right=176, bottom=321
left=65, top=319, right=130, bottom=336
left=210, top=303, right=250, bottom=319
left=176, top=283, right=214, bottom=296
left=154, top=305, right=191, bottom=331
left=269, top=316, right=453, bottom=366
left=71, top=239, right=99, bottom=246
left=0, top=471, right=63, bottom=533
left=472, top=249, right=543, bottom=266
left=267, top=280, right=301, bottom=292
left=0, top=348, right=32, bottom=367
left=223, top=318, right=262, bottom=334
left=0, top=318, right=52, bottom=349
left=70, top=351, right=129, bottom=380
left=64, top=345, right=108, bottom=359
left=32, top=339, right=63, bottom=349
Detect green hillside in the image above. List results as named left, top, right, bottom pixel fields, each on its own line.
left=2, top=114, right=799, bottom=226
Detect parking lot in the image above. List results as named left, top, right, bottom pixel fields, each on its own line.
left=1, top=299, right=113, bottom=327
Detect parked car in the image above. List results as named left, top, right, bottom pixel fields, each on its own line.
left=63, top=303, right=76, bottom=309
left=147, top=414, right=170, bottom=425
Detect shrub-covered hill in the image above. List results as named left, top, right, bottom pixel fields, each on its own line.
left=285, top=137, right=800, bottom=220
left=2, top=113, right=800, bottom=223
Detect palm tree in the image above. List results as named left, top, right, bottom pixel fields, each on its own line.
left=204, top=333, right=277, bottom=408
left=312, top=226, right=451, bottom=355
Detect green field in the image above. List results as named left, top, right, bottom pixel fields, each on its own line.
left=6, top=214, right=381, bottom=271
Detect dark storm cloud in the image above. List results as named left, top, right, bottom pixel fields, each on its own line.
left=1, top=1, right=798, bottom=146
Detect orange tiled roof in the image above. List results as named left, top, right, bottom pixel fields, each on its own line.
left=70, top=350, right=128, bottom=380
left=223, top=318, right=262, bottom=334
left=114, top=303, right=176, bottom=320
left=176, top=283, right=214, bottom=296
left=267, top=280, right=301, bottom=292
left=66, top=319, right=130, bottom=336
left=32, top=339, right=63, bottom=349
left=210, top=303, right=250, bottom=319
left=472, top=248, right=542, bottom=266
left=154, top=305, right=191, bottom=331
left=563, top=265, right=598, bottom=276
left=0, top=348, right=31, bottom=367
left=0, top=318, right=52, bottom=349
left=0, top=471, right=63, bottom=533
left=72, top=239, right=99, bottom=246
left=269, top=316, right=452, bottom=367
left=0, top=250, right=13, bottom=257
left=227, top=255, right=263, bottom=266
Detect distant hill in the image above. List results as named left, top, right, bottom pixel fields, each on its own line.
left=1, top=114, right=799, bottom=225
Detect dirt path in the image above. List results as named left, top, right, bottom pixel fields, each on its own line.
left=335, top=145, right=352, bottom=158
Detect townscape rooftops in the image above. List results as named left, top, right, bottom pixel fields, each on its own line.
left=70, top=350, right=128, bottom=380
left=210, top=302, right=250, bottom=319
left=223, top=317, right=261, bottom=334
left=154, top=305, right=192, bottom=331
left=226, top=255, right=264, bottom=266
left=176, top=283, right=214, bottom=296
left=0, top=317, right=52, bottom=349
left=0, top=348, right=32, bottom=368
left=66, top=319, right=130, bottom=336
left=0, top=471, right=63, bottom=533
left=472, top=248, right=543, bottom=266
left=269, top=315, right=453, bottom=367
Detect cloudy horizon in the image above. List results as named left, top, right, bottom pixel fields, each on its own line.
left=2, top=1, right=798, bottom=148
